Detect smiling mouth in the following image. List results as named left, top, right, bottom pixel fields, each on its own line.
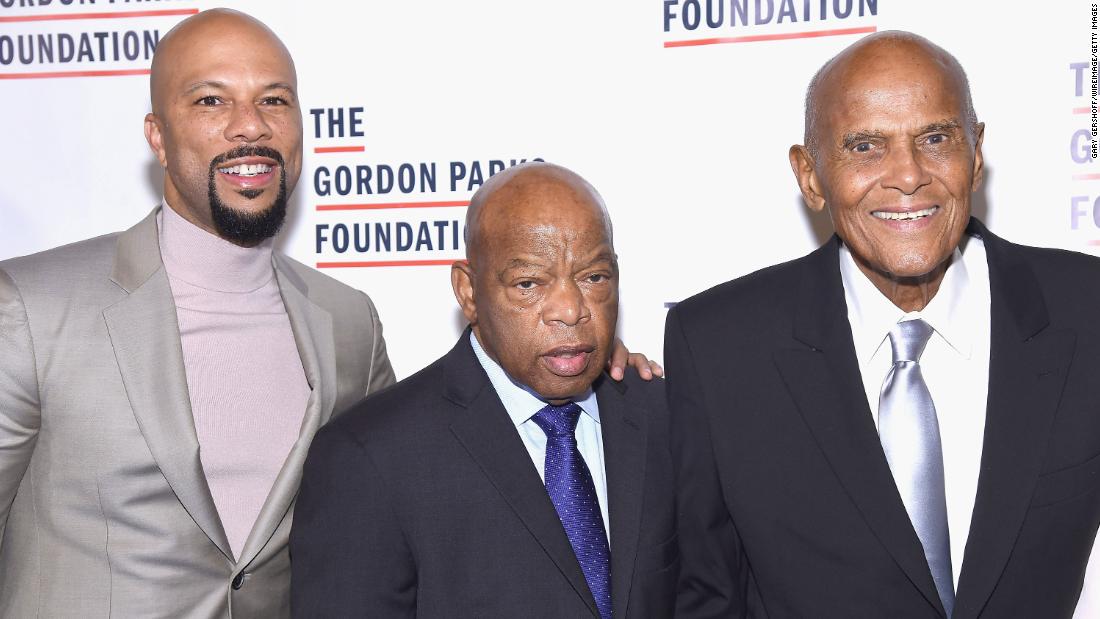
left=871, top=206, right=939, bottom=221
left=218, top=163, right=274, bottom=177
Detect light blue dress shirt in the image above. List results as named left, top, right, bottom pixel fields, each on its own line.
left=469, top=332, right=611, bottom=537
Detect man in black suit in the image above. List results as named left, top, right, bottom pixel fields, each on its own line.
left=668, top=31, right=1100, bottom=618
left=291, top=162, right=677, bottom=618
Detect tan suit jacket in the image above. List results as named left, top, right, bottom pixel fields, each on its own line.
left=0, top=208, right=396, bottom=618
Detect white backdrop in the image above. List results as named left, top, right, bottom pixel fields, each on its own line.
left=2, top=0, right=1098, bottom=611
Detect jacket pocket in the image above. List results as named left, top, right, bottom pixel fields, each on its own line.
left=636, top=531, right=679, bottom=573
left=1031, top=449, right=1100, bottom=508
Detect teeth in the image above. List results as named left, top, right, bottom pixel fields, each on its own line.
left=218, top=163, right=273, bottom=176
left=872, top=206, right=938, bottom=221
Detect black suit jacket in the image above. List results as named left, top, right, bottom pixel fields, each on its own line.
left=666, top=219, right=1100, bottom=619
left=291, top=332, right=677, bottom=618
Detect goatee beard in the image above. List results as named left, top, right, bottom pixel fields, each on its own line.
left=206, top=145, right=289, bottom=246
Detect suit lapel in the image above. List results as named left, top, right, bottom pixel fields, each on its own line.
left=235, top=257, right=337, bottom=568
left=596, top=375, right=648, bottom=619
left=103, top=209, right=233, bottom=562
left=445, top=335, right=600, bottom=618
left=773, top=239, right=947, bottom=617
left=953, top=222, right=1075, bottom=619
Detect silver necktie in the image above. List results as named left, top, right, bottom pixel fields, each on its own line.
left=878, top=319, right=954, bottom=617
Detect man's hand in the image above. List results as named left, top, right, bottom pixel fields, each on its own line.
left=607, top=337, right=665, bottom=381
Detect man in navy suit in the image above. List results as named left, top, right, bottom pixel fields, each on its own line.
left=291, top=162, right=676, bottom=618
left=669, top=31, right=1100, bottom=618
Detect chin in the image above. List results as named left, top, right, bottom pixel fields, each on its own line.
left=884, top=253, right=951, bottom=279
left=535, top=376, right=596, bottom=401
left=231, top=203, right=278, bottom=217
left=219, top=193, right=274, bottom=211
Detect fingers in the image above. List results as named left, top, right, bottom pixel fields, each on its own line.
left=608, top=337, right=663, bottom=381
left=648, top=358, right=665, bottom=378
left=608, top=337, right=628, bottom=381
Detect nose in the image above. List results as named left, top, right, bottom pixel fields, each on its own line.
left=223, top=102, right=273, bottom=144
left=880, top=141, right=932, bottom=195
left=542, top=279, right=590, bottom=327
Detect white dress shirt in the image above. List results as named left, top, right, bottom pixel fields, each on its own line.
left=470, top=331, right=611, bottom=537
left=840, top=235, right=990, bottom=590
left=841, top=236, right=1100, bottom=612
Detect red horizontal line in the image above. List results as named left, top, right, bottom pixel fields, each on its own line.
left=313, top=146, right=365, bottom=154
left=665, top=25, right=876, bottom=48
left=317, top=200, right=469, bottom=211
left=0, top=8, right=197, bottom=23
left=1074, top=107, right=1092, bottom=114
left=0, top=68, right=149, bottom=80
left=1073, top=173, right=1100, bottom=181
left=317, top=259, right=457, bottom=268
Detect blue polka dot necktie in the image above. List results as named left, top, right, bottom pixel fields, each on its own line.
left=532, top=402, right=612, bottom=619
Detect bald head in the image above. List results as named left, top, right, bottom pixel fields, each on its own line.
left=464, top=162, right=614, bottom=268
left=150, top=9, right=296, bottom=116
left=803, top=31, right=978, bottom=155
left=787, top=29, right=986, bottom=313
left=143, top=8, right=303, bottom=246
left=451, top=162, right=619, bottom=401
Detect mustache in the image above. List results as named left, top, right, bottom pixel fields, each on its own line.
left=208, top=145, right=286, bottom=169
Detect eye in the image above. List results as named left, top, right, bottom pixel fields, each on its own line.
left=853, top=142, right=873, bottom=153
left=195, top=95, right=222, bottom=106
left=585, top=273, right=609, bottom=284
left=260, top=96, right=289, bottom=106
left=926, top=133, right=947, bottom=145
left=515, top=280, right=537, bottom=290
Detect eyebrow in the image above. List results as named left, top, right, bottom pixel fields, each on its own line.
left=265, top=82, right=296, bottom=93
left=840, top=130, right=885, bottom=149
left=503, top=259, right=546, bottom=271
left=586, top=251, right=619, bottom=269
left=184, top=80, right=225, bottom=95
left=916, top=120, right=962, bottom=134
left=183, top=81, right=296, bottom=95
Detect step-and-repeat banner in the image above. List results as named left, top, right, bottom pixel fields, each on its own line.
left=2, top=0, right=1098, bottom=611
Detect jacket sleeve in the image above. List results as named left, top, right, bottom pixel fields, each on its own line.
left=362, top=292, right=396, bottom=395
left=665, top=307, right=750, bottom=618
left=290, top=422, right=416, bottom=617
left=0, top=268, right=41, bottom=549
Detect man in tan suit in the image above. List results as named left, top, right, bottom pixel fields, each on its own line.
left=0, top=9, right=657, bottom=617
left=0, top=9, right=396, bottom=617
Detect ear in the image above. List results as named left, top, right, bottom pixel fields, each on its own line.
left=789, top=144, right=827, bottom=212
left=970, top=122, right=986, bottom=192
left=144, top=113, right=168, bottom=168
left=451, top=260, right=478, bottom=326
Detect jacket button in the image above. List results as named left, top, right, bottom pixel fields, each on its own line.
left=232, top=573, right=245, bottom=590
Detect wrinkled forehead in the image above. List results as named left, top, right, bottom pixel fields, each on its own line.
left=485, top=196, right=611, bottom=246
left=818, top=45, right=967, bottom=129
left=476, top=203, right=610, bottom=272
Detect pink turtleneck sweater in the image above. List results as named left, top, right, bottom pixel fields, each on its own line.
left=158, top=204, right=310, bottom=560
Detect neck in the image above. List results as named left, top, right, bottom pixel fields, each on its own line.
left=158, top=202, right=274, bottom=293
left=469, top=327, right=584, bottom=405
left=854, top=254, right=949, bottom=313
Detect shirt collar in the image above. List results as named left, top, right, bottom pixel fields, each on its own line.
left=839, top=235, right=980, bottom=363
left=158, top=199, right=275, bottom=294
left=470, top=331, right=600, bottom=428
